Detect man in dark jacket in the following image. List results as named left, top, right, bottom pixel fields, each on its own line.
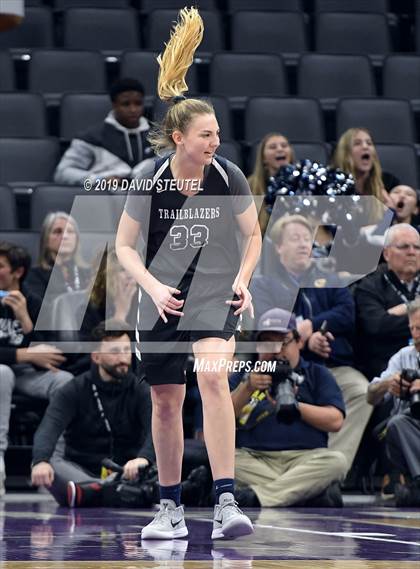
left=354, top=223, right=420, bottom=381
left=30, top=320, right=154, bottom=507
left=54, top=78, right=153, bottom=186
left=0, top=242, right=72, bottom=497
left=250, top=215, right=372, bottom=474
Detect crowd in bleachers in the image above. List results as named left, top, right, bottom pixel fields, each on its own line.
left=1, top=0, right=420, bottom=507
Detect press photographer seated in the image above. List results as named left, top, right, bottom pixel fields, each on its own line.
left=230, top=308, right=347, bottom=508
left=30, top=319, right=154, bottom=507
left=367, top=298, right=420, bottom=507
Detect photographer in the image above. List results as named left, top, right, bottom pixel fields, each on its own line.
left=367, top=298, right=420, bottom=506
left=230, top=308, right=347, bottom=508
left=30, top=319, right=155, bottom=507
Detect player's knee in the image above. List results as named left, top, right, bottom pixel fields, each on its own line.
left=152, top=392, right=183, bottom=420
left=198, top=371, right=228, bottom=397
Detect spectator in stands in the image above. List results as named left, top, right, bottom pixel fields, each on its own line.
left=387, top=185, right=420, bottom=231
left=54, top=78, right=153, bottom=186
left=331, top=128, right=399, bottom=224
left=80, top=248, right=137, bottom=341
left=250, top=215, right=372, bottom=474
left=0, top=242, right=72, bottom=497
left=354, top=223, right=420, bottom=381
left=30, top=320, right=154, bottom=507
left=367, top=298, right=420, bottom=506
left=230, top=308, right=347, bottom=507
left=248, top=133, right=295, bottom=235
left=25, top=212, right=90, bottom=301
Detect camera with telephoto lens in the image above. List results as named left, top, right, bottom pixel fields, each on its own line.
left=400, top=369, right=420, bottom=420
left=269, top=359, right=305, bottom=423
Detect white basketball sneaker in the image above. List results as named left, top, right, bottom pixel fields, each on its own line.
left=211, top=493, right=254, bottom=540
left=141, top=500, right=188, bottom=540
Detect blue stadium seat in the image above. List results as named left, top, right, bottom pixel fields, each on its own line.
left=383, top=55, right=420, bottom=112
left=0, top=138, right=60, bottom=184
left=210, top=53, right=287, bottom=109
left=376, top=144, right=419, bottom=188
left=298, top=54, right=375, bottom=111
left=336, top=98, right=415, bottom=144
left=227, top=0, right=302, bottom=12
left=63, top=8, right=140, bottom=52
left=0, top=7, right=53, bottom=51
left=0, top=93, right=47, bottom=137
left=0, top=52, right=15, bottom=91
left=0, top=187, right=18, bottom=230
left=315, top=12, right=391, bottom=61
left=232, top=11, right=307, bottom=62
left=314, top=0, right=389, bottom=12
left=29, top=50, right=106, bottom=99
left=245, top=97, right=324, bottom=143
left=60, top=93, right=111, bottom=141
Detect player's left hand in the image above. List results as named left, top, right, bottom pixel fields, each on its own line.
left=123, top=457, right=149, bottom=481
left=227, top=280, right=254, bottom=318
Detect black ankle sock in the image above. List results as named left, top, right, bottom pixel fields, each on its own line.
left=214, top=478, right=235, bottom=503
left=159, top=483, right=181, bottom=507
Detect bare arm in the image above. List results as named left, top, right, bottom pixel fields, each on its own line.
left=235, top=203, right=262, bottom=287
left=115, top=211, right=184, bottom=322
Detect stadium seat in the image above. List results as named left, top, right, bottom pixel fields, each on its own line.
left=227, top=0, right=302, bottom=11
left=0, top=230, right=40, bottom=260
left=245, top=98, right=324, bottom=143
left=120, top=51, right=198, bottom=107
left=315, top=13, right=391, bottom=59
left=0, top=52, right=15, bottom=91
left=146, top=10, right=224, bottom=53
left=383, top=55, right=420, bottom=112
left=314, top=0, right=389, bottom=12
left=0, top=187, right=18, bottom=230
left=55, top=0, right=130, bottom=8
left=216, top=141, right=242, bottom=169
left=60, top=93, right=111, bottom=141
left=297, top=54, right=375, bottom=111
left=210, top=53, right=287, bottom=109
left=29, top=50, right=106, bottom=98
left=376, top=144, right=419, bottom=188
left=0, top=7, right=53, bottom=51
left=232, top=11, right=307, bottom=60
left=152, top=96, right=233, bottom=140
left=0, top=138, right=60, bottom=184
left=336, top=98, right=415, bottom=144
left=0, top=93, right=47, bottom=138
left=30, top=185, right=86, bottom=230
left=63, top=8, right=140, bottom=52
left=248, top=141, right=329, bottom=175
left=140, top=0, right=216, bottom=13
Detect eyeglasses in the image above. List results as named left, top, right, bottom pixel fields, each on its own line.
left=391, top=243, right=420, bottom=251
left=256, top=336, right=295, bottom=353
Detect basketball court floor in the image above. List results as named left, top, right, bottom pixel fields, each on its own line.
left=1, top=494, right=419, bottom=568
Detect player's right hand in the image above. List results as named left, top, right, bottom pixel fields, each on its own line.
left=151, top=282, right=184, bottom=323
left=31, top=462, right=54, bottom=487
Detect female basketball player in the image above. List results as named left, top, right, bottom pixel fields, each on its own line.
left=116, top=7, right=261, bottom=540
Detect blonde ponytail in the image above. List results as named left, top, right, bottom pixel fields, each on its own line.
left=148, top=7, right=214, bottom=156
left=157, top=7, right=204, bottom=101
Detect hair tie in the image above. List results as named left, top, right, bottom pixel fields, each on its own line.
left=172, top=95, right=187, bottom=104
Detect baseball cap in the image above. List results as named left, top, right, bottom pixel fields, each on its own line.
left=257, top=308, right=297, bottom=337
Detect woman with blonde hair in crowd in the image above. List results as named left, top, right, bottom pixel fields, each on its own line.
left=331, top=127, right=399, bottom=223
left=26, top=212, right=90, bottom=300
left=116, top=7, right=259, bottom=540
left=248, top=132, right=295, bottom=234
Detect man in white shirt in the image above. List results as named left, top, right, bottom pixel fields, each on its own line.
left=367, top=297, right=420, bottom=506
